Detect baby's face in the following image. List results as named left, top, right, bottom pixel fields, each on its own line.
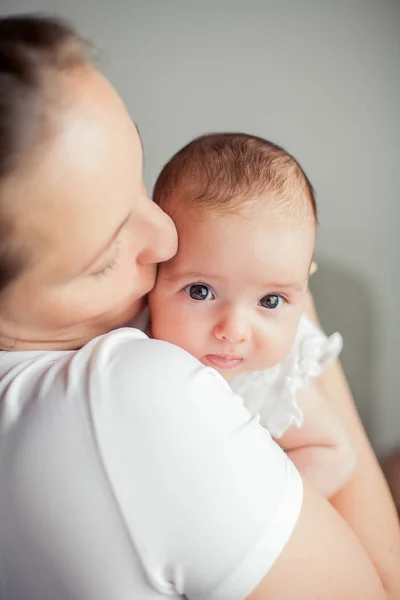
left=149, top=209, right=315, bottom=380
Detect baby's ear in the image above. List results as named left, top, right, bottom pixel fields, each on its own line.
left=309, top=261, right=318, bottom=276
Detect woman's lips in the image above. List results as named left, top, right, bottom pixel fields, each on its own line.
left=204, top=354, right=244, bottom=370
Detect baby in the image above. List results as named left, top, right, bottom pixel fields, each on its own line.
left=148, top=133, right=355, bottom=498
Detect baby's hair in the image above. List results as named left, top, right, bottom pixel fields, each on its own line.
left=0, top=14, right=90, bottom=294
left=153, top=133, right=317, bottom=224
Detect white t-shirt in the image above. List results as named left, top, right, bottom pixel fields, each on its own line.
left=0, top=328, right=302, bottom=600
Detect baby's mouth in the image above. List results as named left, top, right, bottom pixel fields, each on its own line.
left=203, top=354, right=244, bottom=370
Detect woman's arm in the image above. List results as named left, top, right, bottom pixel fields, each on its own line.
left=304, top=289, right=400, bottom=596
left=247, top=480, right=389, bottom=600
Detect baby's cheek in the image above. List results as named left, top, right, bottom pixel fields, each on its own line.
left=151, top=302, right=202, bottom=358
left=270, top=334, right=294, bottom=364
left=257, top=321, right=298, bottom=368
left=151, top=304, right=180, bottom=343
left=170, top=312, right=205, bottom=359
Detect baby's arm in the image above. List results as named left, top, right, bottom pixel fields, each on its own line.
left=277, top=381, right=356, bottom=499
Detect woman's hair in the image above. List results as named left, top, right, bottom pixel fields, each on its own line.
left=153, top=133, right=317, bottom=224
left=0, top=14, right=89, bottom=293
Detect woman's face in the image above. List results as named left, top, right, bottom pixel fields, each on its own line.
left=0, top=67, right=177, bottom=350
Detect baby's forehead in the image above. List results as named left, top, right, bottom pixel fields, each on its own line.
left=168, top=183, right=316, bottom=230
left=161, top=209, right=315, bottom=284
left=172, top=199, right=317, bottom=241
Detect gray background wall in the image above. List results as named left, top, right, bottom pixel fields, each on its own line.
left=1, top=0, right=399, bottom=457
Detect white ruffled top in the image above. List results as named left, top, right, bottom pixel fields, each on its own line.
left=230, top=315, right=343, bottom=438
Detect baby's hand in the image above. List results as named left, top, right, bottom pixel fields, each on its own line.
left=277, top=382, right=356, bottom=498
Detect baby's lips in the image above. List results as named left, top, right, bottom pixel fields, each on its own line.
left=204, top=354, right=244, bottom=370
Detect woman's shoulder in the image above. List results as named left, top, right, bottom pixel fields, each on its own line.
left=88, top=326, right=207, bottom=375
left=80, top=327, right=233, bottom=408
left=0, top=327, right=236, bottom=434
left=0, top=326, right=214, bottom=390
left=81, top=328, right=244, bottom=433
left=0, top=327, right=305, bottom=600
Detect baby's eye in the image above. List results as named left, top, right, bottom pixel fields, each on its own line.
left=259, top=294, right=285, bottom=310
left=184, top=283, right=215, bottom=301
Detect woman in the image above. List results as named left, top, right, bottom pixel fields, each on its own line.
left=0, top=14, right=399, bottom=600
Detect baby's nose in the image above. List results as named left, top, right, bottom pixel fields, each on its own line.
left=213, top=312, right=250, bottom=345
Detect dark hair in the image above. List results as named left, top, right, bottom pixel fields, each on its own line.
left=153, top=132, right=317, bottom=223
left=0, top=14, right=89, bottom=293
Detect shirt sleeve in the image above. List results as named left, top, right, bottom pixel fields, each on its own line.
left=87, top=329, right=303, bottom=600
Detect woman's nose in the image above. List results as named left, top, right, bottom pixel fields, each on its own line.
left=213, top=311, right=250, bottom=345
left=137, top=200, right=178, bottom=265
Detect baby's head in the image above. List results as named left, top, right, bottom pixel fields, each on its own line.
left=149, top=133, right=317, bottom=380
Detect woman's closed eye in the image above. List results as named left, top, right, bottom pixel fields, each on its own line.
left=90, top=236, right=122, bottom=279
left=259, top=293, right=286, bottom=310
left=184, top=283, right=215, bottom=301
left=91, top=257, right=119, bottom=278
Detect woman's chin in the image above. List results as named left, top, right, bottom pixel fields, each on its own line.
left=103, top=295, right=147, bottom=330
left=59, top=297, right=148, bottom=349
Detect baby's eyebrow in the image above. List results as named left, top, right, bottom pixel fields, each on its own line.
left=163, top=270, right=223, bottom=282
left=263, top=281, right=306, bottom=293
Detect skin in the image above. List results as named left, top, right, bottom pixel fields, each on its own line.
left=150, top=209, right=315, bottom=379
left=0, top=63, right=397, bottom=599
left=0, top=66, right=177, bottom=351
left=382, top=452, right=400, bottom=516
